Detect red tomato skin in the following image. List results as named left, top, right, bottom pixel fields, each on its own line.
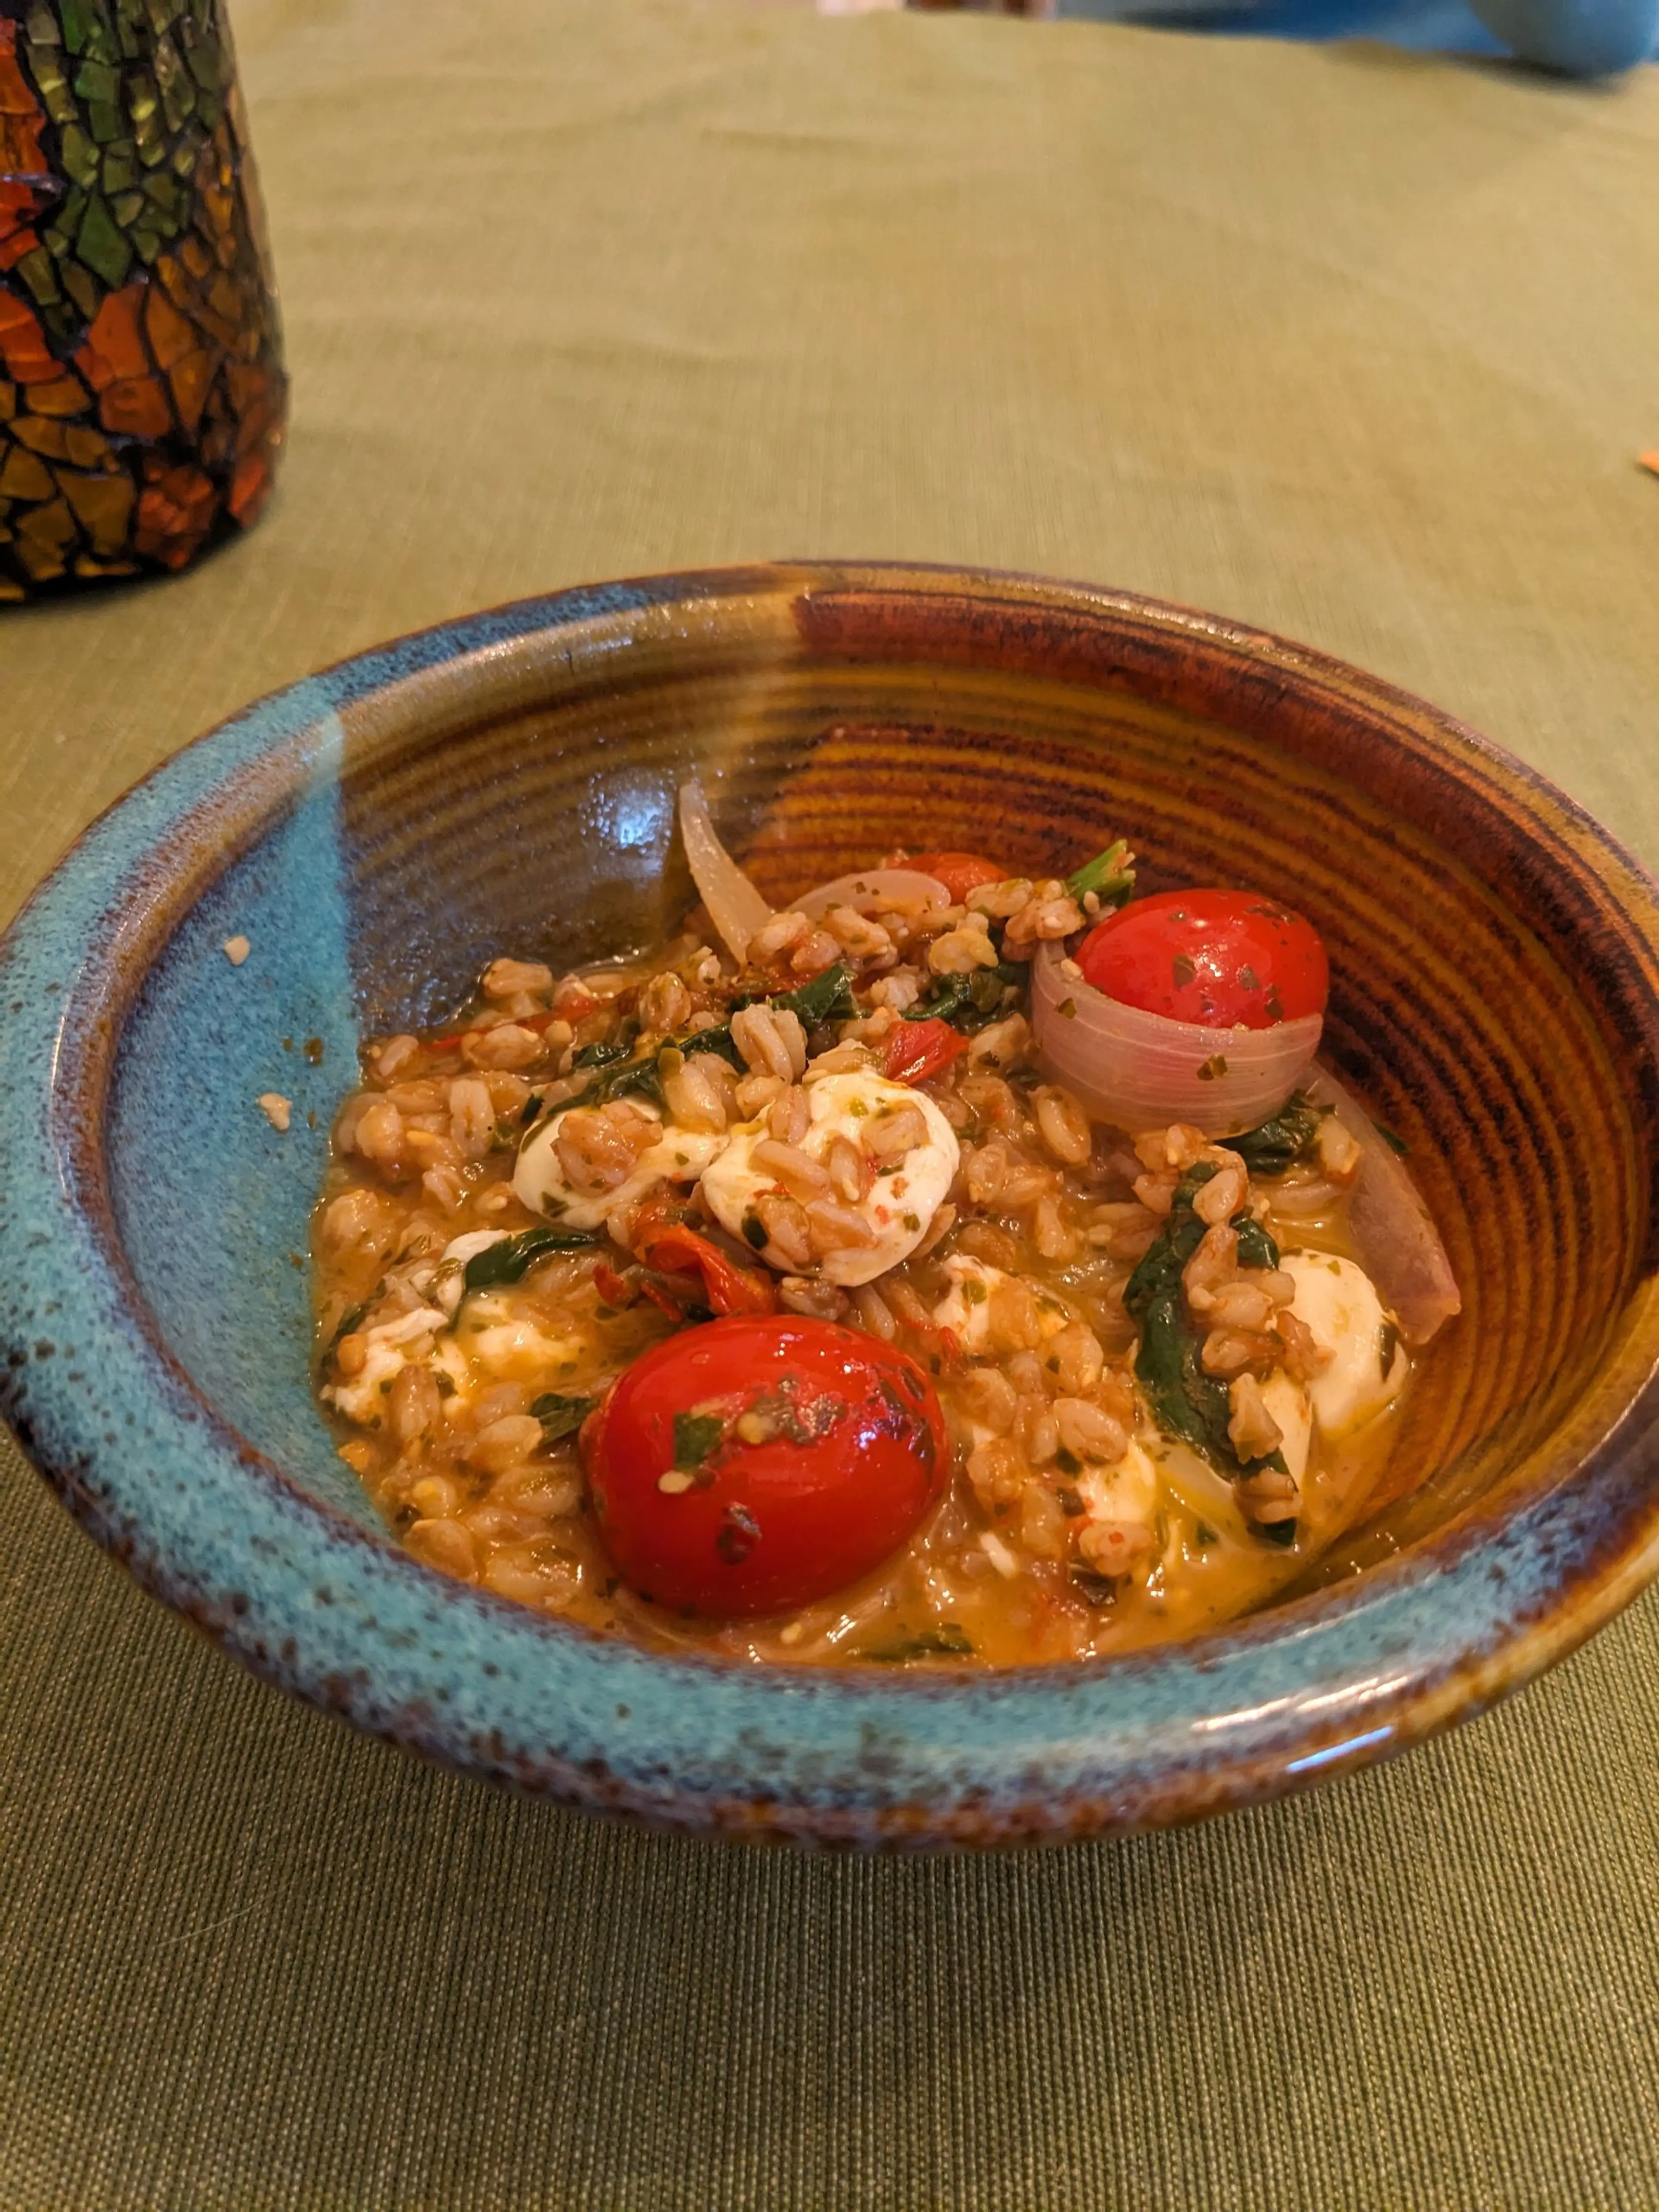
left=889, top=851, right=1008, bottom=903
left=882, top=1016, right=970, bottom=1087
left=1075, top=889, right=1328, bottom=1030
left=584, top=1317, right=950, bottom=1618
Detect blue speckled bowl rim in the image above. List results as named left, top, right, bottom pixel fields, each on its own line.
left=4, top=559, right=1659, bottom=1848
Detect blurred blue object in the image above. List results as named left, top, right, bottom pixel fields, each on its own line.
left=1058, top=0, right=1659, bottom=73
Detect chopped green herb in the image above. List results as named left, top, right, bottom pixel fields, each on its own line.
left=862, top=1622, right=975, bottom=1662
left=1055, top=1444, right=1084, bottom=1476
left=1197, top=1053, right=1228, bottom=1082
left=1376, top=1122, right=1409, bottom=1157
left=1055, top=1482, right=1085, bottom=1516
left=672, top=1411, right=725, bottom=1469
left=1172, top=954, right=1197, bottom=990
left=1225, top=1094, right=1322, bottom=1178
left=1065, top=837, right=1136, bottom=908
left=1256, top=1517, right=1298, bottom=1548
left=741, top=1214, right=768, bottom=1250
left=1193, top=1522, right=1217, bottom=1548
left=464, top=1225, right=601, bottom=1292
left=531, top=1391, right=596, bottom=1442
left=1238, top=965, right=1261, bottom=993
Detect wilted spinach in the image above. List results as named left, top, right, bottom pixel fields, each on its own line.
left=464, top=1226, right=601, bottom=1293
left=1124, top=1164, right=1289, bottom=1501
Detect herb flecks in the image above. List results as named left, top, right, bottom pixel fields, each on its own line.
left=862, top=1622, right=975, bottom=1662
left=672, top=1410, right=725, bottom=1470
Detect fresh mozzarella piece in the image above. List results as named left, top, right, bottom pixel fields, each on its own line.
left=453, top=1292, right=588, bottom=1384
left=1281, top=1250, right=1408, bottom=1438
left=931, top=1255, right=1071, bottom=1353
left=931, top=1256, right=1003, bottom=1354
left=514, top=1101, right=728, bottom=1230
left=1077, top=1437, right=1159, bottom=1529
left=323, top=1304, right=448, bottom=1425
left=1258, top=1368, right=1312, bottom=1481
left=701, top=1070, right=959, bottom=1288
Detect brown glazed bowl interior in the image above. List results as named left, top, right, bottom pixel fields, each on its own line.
left=4, top=560, right=1658, bottom=1845
left=340, top=564, right=1656, bottom=1581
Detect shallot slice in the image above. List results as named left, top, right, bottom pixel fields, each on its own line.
left=1030, top=941, right=1322, bottom=1138
left=678, top=779, right=772, bottom=966
left=1302, top=1068, right=1461, bottom=1345
left=795, top=868, right=952, bottom=922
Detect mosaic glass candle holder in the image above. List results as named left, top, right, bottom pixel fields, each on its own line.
left=0, top=0, right=286, bottom=599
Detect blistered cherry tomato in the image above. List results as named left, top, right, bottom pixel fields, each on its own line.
left=890, top=851, right=1009, bottom=903
left=1075, top=888, right=1328, bottom=1031
left=882, top=1016, right=969, bottom=1087
left=584, top=1316, right=949, bottom=1617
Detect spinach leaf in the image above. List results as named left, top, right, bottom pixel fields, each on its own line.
left=324, top=1298, right=370, bottom=1358
left=1225, top=1094, right=1322, bottom=1177
left=1233, top=1216, right=1281, bottom=1272
left=531, top=1391, right=596, bottom=1442
left=668, top=1024, right=745, bottom=1071
left=903, top=961, right=1024, bottom=1034
left=768, top=960, right=858, bottom=1029
left=656, top=963, right=860, bottom=1079
left=1066, top=837, right=1136, bottom=908
left=1125, top=1167, right=1289, bottom=1499
left=464, top=1226, right=601, bottom=1292
left=570, top=1035, right=634, bottom=1070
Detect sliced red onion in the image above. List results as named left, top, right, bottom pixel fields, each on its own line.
left=795, top=867, right=952, bottom=922
left=678, top=779, right=772, bottom=965
left=1302, top=1068, right=1461, bottom=1345
left=1031, top=941, right=1321, bottom=1137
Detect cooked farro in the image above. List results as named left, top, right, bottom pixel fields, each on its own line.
left=310, top=816, right=1454, bottom=1667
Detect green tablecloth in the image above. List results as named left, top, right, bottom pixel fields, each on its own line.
left=4, top=4, right=1659, bottom=2202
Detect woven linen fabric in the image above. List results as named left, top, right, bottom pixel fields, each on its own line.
left=3, top=3, right=1659, bottom=2203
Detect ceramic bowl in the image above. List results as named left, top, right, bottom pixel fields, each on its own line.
left=4, top=562, right=1659, bottom=1848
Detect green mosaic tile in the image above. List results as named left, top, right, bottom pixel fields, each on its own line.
left=75, top=194, right=132, bottom=287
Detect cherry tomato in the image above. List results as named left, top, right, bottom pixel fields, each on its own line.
left=636, top=1220, right=777, bottom=1317
left=584, top=1316, right=949, bottom=1617
left=889, top=851, right=1009, bottom=903
left=882, top=1016, right=969, bottom=1087
left=1074, top=888, right=1328, bottom=1031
